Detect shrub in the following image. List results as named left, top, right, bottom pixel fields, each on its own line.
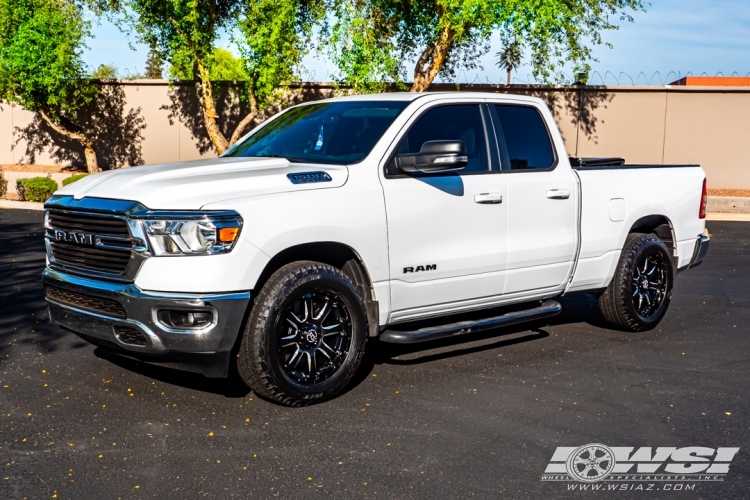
left=62, top=173, right=88, bottom=186
left=0, top=170, right=6, bottom=198
left=16, top=176, right=58, bottom=202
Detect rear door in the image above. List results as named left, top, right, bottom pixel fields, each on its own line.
left=486, top=101, right=578, bottom=296
left=381, top=101, right=509, bottom=322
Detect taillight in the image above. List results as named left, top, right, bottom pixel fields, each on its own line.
left=699, top=177, right=707, bottom=219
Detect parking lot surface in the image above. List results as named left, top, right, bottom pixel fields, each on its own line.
left=1, top=208, right=748, bottom=499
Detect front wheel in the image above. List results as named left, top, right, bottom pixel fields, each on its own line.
left=237, top=261, right=367, bottom=406
left=598, top=233, right=673, bottom=332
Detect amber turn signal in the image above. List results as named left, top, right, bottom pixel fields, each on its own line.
left=218, top=227, right=240, bottom=242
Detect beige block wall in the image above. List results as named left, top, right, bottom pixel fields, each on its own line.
left=0, top=103, right=15, bottom=164
left=576, top=91, right=667, bottom=164
left=123, top=84, right=182, bottom=165
left=1, top=82, right=749, bottom=189
left=662, top=92, right=750, bottom=190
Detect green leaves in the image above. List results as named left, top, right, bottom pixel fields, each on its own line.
left=236, top=0, right=323, bottom=106
left=0, top=0, right=96, bottom=118
left=327, top=0, right=646, bottom=91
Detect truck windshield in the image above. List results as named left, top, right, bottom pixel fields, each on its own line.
left=222, top=101, right=409, bottom=165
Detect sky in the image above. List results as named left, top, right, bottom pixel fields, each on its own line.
left=84, top=0, right=750, bottom=85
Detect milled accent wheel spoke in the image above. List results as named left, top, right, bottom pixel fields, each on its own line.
left=306, top=351, right=314, bottom=373
left=316, top=346, right=331, bottom=360
left=304, top=296, right=314, bottom=321
left=314, top=299, right=331, bottom=321
left=287, top=347, right=301, bottom=368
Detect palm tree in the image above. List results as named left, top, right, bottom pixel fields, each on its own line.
left=496, top=40, right=523, bottom=85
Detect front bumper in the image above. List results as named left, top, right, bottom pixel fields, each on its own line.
left=43, top=268, right=251, bottom=377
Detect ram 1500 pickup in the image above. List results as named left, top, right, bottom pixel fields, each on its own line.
left=43, top=92, right=710, bottom=406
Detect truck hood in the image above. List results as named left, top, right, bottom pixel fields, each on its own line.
left=56, top=157, right=348, bottom=210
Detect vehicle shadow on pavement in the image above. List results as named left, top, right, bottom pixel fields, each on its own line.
left=92, top=347, right=252, bottom=398
left=345, top=292, right=610, bottom=395
left=0, top=215, right=80, bottom=359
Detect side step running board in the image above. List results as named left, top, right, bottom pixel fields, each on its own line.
left=380, top=300, right=562, bottom=344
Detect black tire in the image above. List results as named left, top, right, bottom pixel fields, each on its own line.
left=237, top=261, right=367, bottom=406
left=598, top=233, right=673, bottom=332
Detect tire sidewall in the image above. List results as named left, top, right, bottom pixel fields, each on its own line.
left=623, top=236, right=673, bottom=328
left=258, top=267, right=367, bottom=403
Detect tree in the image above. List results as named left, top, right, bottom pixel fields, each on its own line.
left=329, top=0, right=646, bottom=92
left=90, top=63, right=118, bottom=79
left=496, top=39, right=522, bottom=85
left=168, top=48, right=249, bottom=81
left=0, top=0, right=100, bottom=172
left=118, top=0, right=324, bottom=154
left=144, top=48, right=163, bottom=78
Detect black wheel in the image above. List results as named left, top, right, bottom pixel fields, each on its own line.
left=598, top=233, right=673, bottom=332
left=237, top=261, right=367, bottom=406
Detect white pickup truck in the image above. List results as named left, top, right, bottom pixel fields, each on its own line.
left=43, top=92, right=710, bottom=406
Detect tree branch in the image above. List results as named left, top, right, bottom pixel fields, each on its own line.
left=229, top=91, right=259, bottom=145
left=195, top=57, right=230, bottom=153
left=411, top=22, right=455, bottom=92
left=37, top=107, right=99, bottom=173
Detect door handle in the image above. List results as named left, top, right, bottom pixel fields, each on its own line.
left=474, top=193, right=503, bottom=204
left=546, top=189, right=570, bottom=199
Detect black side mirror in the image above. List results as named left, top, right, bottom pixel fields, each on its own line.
left=395, top=140, right=468, bottom=174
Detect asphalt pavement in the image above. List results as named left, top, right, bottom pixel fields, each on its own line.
left=0, top=208, right=748, bottom=499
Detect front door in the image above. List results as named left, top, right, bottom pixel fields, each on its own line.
left=381, top=103, right=509, bottom=322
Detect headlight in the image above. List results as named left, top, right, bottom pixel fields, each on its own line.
left=142, top=214, right=242, bottom=256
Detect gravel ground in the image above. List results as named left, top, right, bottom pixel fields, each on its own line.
left=0, top=209, right=748, bottom=499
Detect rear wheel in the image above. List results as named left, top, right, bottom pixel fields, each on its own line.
left=598, top=233, right=673, bottom=332
left=237, top=261, right=367, bottom=406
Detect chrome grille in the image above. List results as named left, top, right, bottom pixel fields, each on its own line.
left=45, top=285, right=127, bottom=318
left=47, top=210, right=132, bottom=275
left=48, top=211, right=130, bottom=238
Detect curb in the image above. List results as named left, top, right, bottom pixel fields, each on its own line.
left=0, top=200, right=45, bottom=211
left=706, top=213, right=750, bottom=222
left=706, top=196, right=750, bottom=214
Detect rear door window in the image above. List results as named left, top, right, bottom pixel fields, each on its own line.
left=490, top=105, right=555, bottom=171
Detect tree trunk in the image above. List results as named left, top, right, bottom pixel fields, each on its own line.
left=196, top=58, right=230, bottom=154
left=229, top=92, right=259, bottom=146
left=410, top=24, right=455, bottom=92
left=507, top=68, right=512, bottom=86
left=38, top=107, right=99, bottom=174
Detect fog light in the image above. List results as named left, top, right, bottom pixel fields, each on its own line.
left=158, top=310, right=213, bottom=329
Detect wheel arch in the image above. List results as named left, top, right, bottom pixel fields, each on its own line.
left=253, top=242, right=379, bottom=337
left=627, top=214, right=676, bottom=267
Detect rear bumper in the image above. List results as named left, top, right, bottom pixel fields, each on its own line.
left=43, top=268, right=250, bottom=377
left=687, top=232, right=710, bottom=270
left=678, top=232, right=710, bottom=273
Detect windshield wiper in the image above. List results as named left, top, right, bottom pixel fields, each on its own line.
left=264, top=155, right=309, bottom=163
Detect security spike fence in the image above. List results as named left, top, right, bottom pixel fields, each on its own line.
left=294, top=70, right=750, bottom=87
